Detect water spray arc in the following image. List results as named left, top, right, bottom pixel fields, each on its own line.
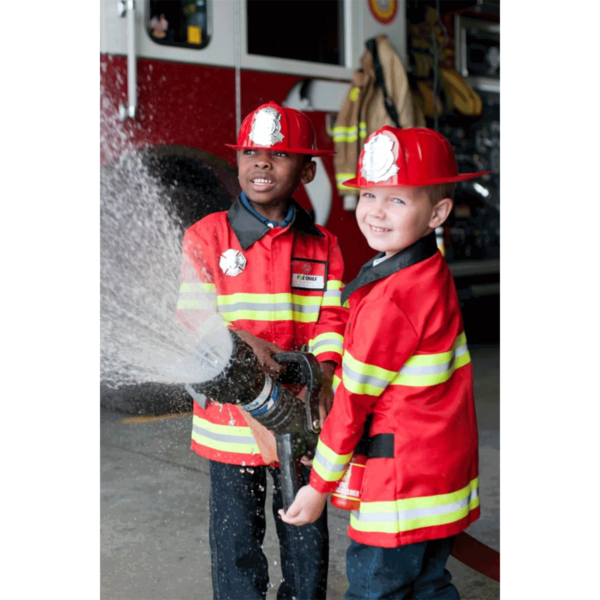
left=188, top=330, right=322, bottom=510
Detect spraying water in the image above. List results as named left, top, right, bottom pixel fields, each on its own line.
left=100, top=76, right=235, bottom=397
left=101, top=151, right=233, bottom=390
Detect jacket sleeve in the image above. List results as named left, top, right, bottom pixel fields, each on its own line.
left=307, top=232, right=348, bottom=366
left=310, top=298, right=419, bottom=493
left=175, top=225, right=218, bottom=332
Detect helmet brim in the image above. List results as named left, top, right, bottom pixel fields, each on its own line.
left=342, top=170, right=492, bottom=188
left=225, top=143, right=336, bottom=157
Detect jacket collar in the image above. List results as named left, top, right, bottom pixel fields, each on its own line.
left=228, top=196, right=324, bottom=250
left=341, top=232, right=439, bottom=306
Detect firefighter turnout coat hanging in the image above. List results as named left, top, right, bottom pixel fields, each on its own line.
left=177, top=198, right=346, bottom=466
left=310, top=233, right=479, bottom=547
left=333, top=35, right=426, bottom=197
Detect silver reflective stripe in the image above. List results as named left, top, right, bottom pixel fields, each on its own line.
left=343, top=362, right=389, bottom=390
left=323, top=289, right=342, bottom=299
left=192, top=423, right=255, bottom=446
left=455, top=342, right=468, bottom=359
left=311, top=337, right=344, bottom=351
left=351, top=487, right=479, bottom=523
left=314, top=449, right=349, bottom=473
left=399, top=355, right=456, bottom=377
left=398, top=341, right=468, bottom=377
left=219, top=302, right=321, bottom=314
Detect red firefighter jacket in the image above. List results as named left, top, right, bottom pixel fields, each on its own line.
left=310, top=233, right=479, bottom=548
left=177, top=197, right=347, bottom=466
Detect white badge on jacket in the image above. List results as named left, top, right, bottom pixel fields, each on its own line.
left=220, top=249, right=247, bottom=276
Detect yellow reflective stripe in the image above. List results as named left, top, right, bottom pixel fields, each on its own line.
left=179, top=282, right=215, bottom=293
left=191, top=415, right=260, bottom=455
left=177, top=282, right=217, bottom=310
left=317, top=438, right=354, bottom=465
left=332, top=126, right=358, bottom=143
left=217, top=292, right=322, bottom=323
left=322, top=280, right=343, bottom=307
left=334, top=134, right=359, bottom=143
left=217, top=293, right=322, bottom=306
left=312, top=438, right=353, bottom=482
left=218, top=309, right=318, bottom=323
left=342, top=334, right=471, bottom=393
left=323, top=294, right=342, bottom=308
left=402, top=333, right=467, bottom=367
left=336, top=173, right=357, bottom=190
left=332, top=373, right=341, bottom=392
left=391, top=333, right=471, bottom=387
left=350, top=477, right=479, bottom=534
left=332, top=123, right=368, bottom=142
left=342, top=350, right=397, bottom=396
left=309, top=331, right=344, bottom=345
left=308, top=332, right=344, bottom=357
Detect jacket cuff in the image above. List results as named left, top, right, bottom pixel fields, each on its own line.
left=317, top=352, right=342, bottom=367
left=309, top=470, right=339, bottom=494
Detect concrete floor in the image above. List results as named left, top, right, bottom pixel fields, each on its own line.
left=101, top=345, right=499, bottom=600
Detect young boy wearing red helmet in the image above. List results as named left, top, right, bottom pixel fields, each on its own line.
left=281, top=126, right=490, bottom=599
left=177, top=102, right=346, bottom=599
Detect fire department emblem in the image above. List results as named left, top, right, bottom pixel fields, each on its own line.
left=361, top=133, right=399, bottom=183
left=249, top=107, right=284, bottom=147
left=219, top=249, right=247, bottom=276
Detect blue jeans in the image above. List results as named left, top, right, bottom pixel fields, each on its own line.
left=345, top=537, right=459, bottom=600
left=209, top=460, right=329, bottom=600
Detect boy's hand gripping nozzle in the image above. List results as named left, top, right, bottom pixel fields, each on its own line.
left=187, top=330, right=322, bottom=510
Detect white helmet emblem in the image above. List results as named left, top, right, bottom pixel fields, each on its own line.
left=361, top=134, right=399, bottom=183
left=249, top=107, right=284, bottom=147
left=219, top=249, right=247, bottom=277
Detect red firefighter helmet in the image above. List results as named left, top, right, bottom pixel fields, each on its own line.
left=343, top=126, right=491, bottom=188
left=226, top=101, right=335, bottom=157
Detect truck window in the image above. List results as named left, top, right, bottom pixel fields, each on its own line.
left=147, top=1, right=211, bottom=49
left=246, top=0, right=344, bottom=65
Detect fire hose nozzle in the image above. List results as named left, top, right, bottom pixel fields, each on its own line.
left=187, top=330, right=323, bottom=509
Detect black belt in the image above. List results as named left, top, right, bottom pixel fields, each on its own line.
left=366, top=433, right=395, bottom=459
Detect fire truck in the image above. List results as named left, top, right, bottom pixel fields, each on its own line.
left=99, top=0, right=499, bottom=284
left=101, top=0, right=414, bottom=280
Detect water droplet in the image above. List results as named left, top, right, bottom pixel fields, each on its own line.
left=247, top=468, right=254, bottom=474
left=241, top=461, right=246, bottom=466
left=239, top=469, right=245, bottom=473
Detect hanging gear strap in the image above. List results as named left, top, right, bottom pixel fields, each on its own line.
left=366, top=37, right=401, bottom=128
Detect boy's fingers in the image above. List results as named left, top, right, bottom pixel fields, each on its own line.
left=284, top=499, right=302, bottom=519
left=279, top=508, right=307, bottom=526
left=264, top=357, right=285, bottom=375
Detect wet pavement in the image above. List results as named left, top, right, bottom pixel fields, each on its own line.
left=101, top=345, right=499, bottom=600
